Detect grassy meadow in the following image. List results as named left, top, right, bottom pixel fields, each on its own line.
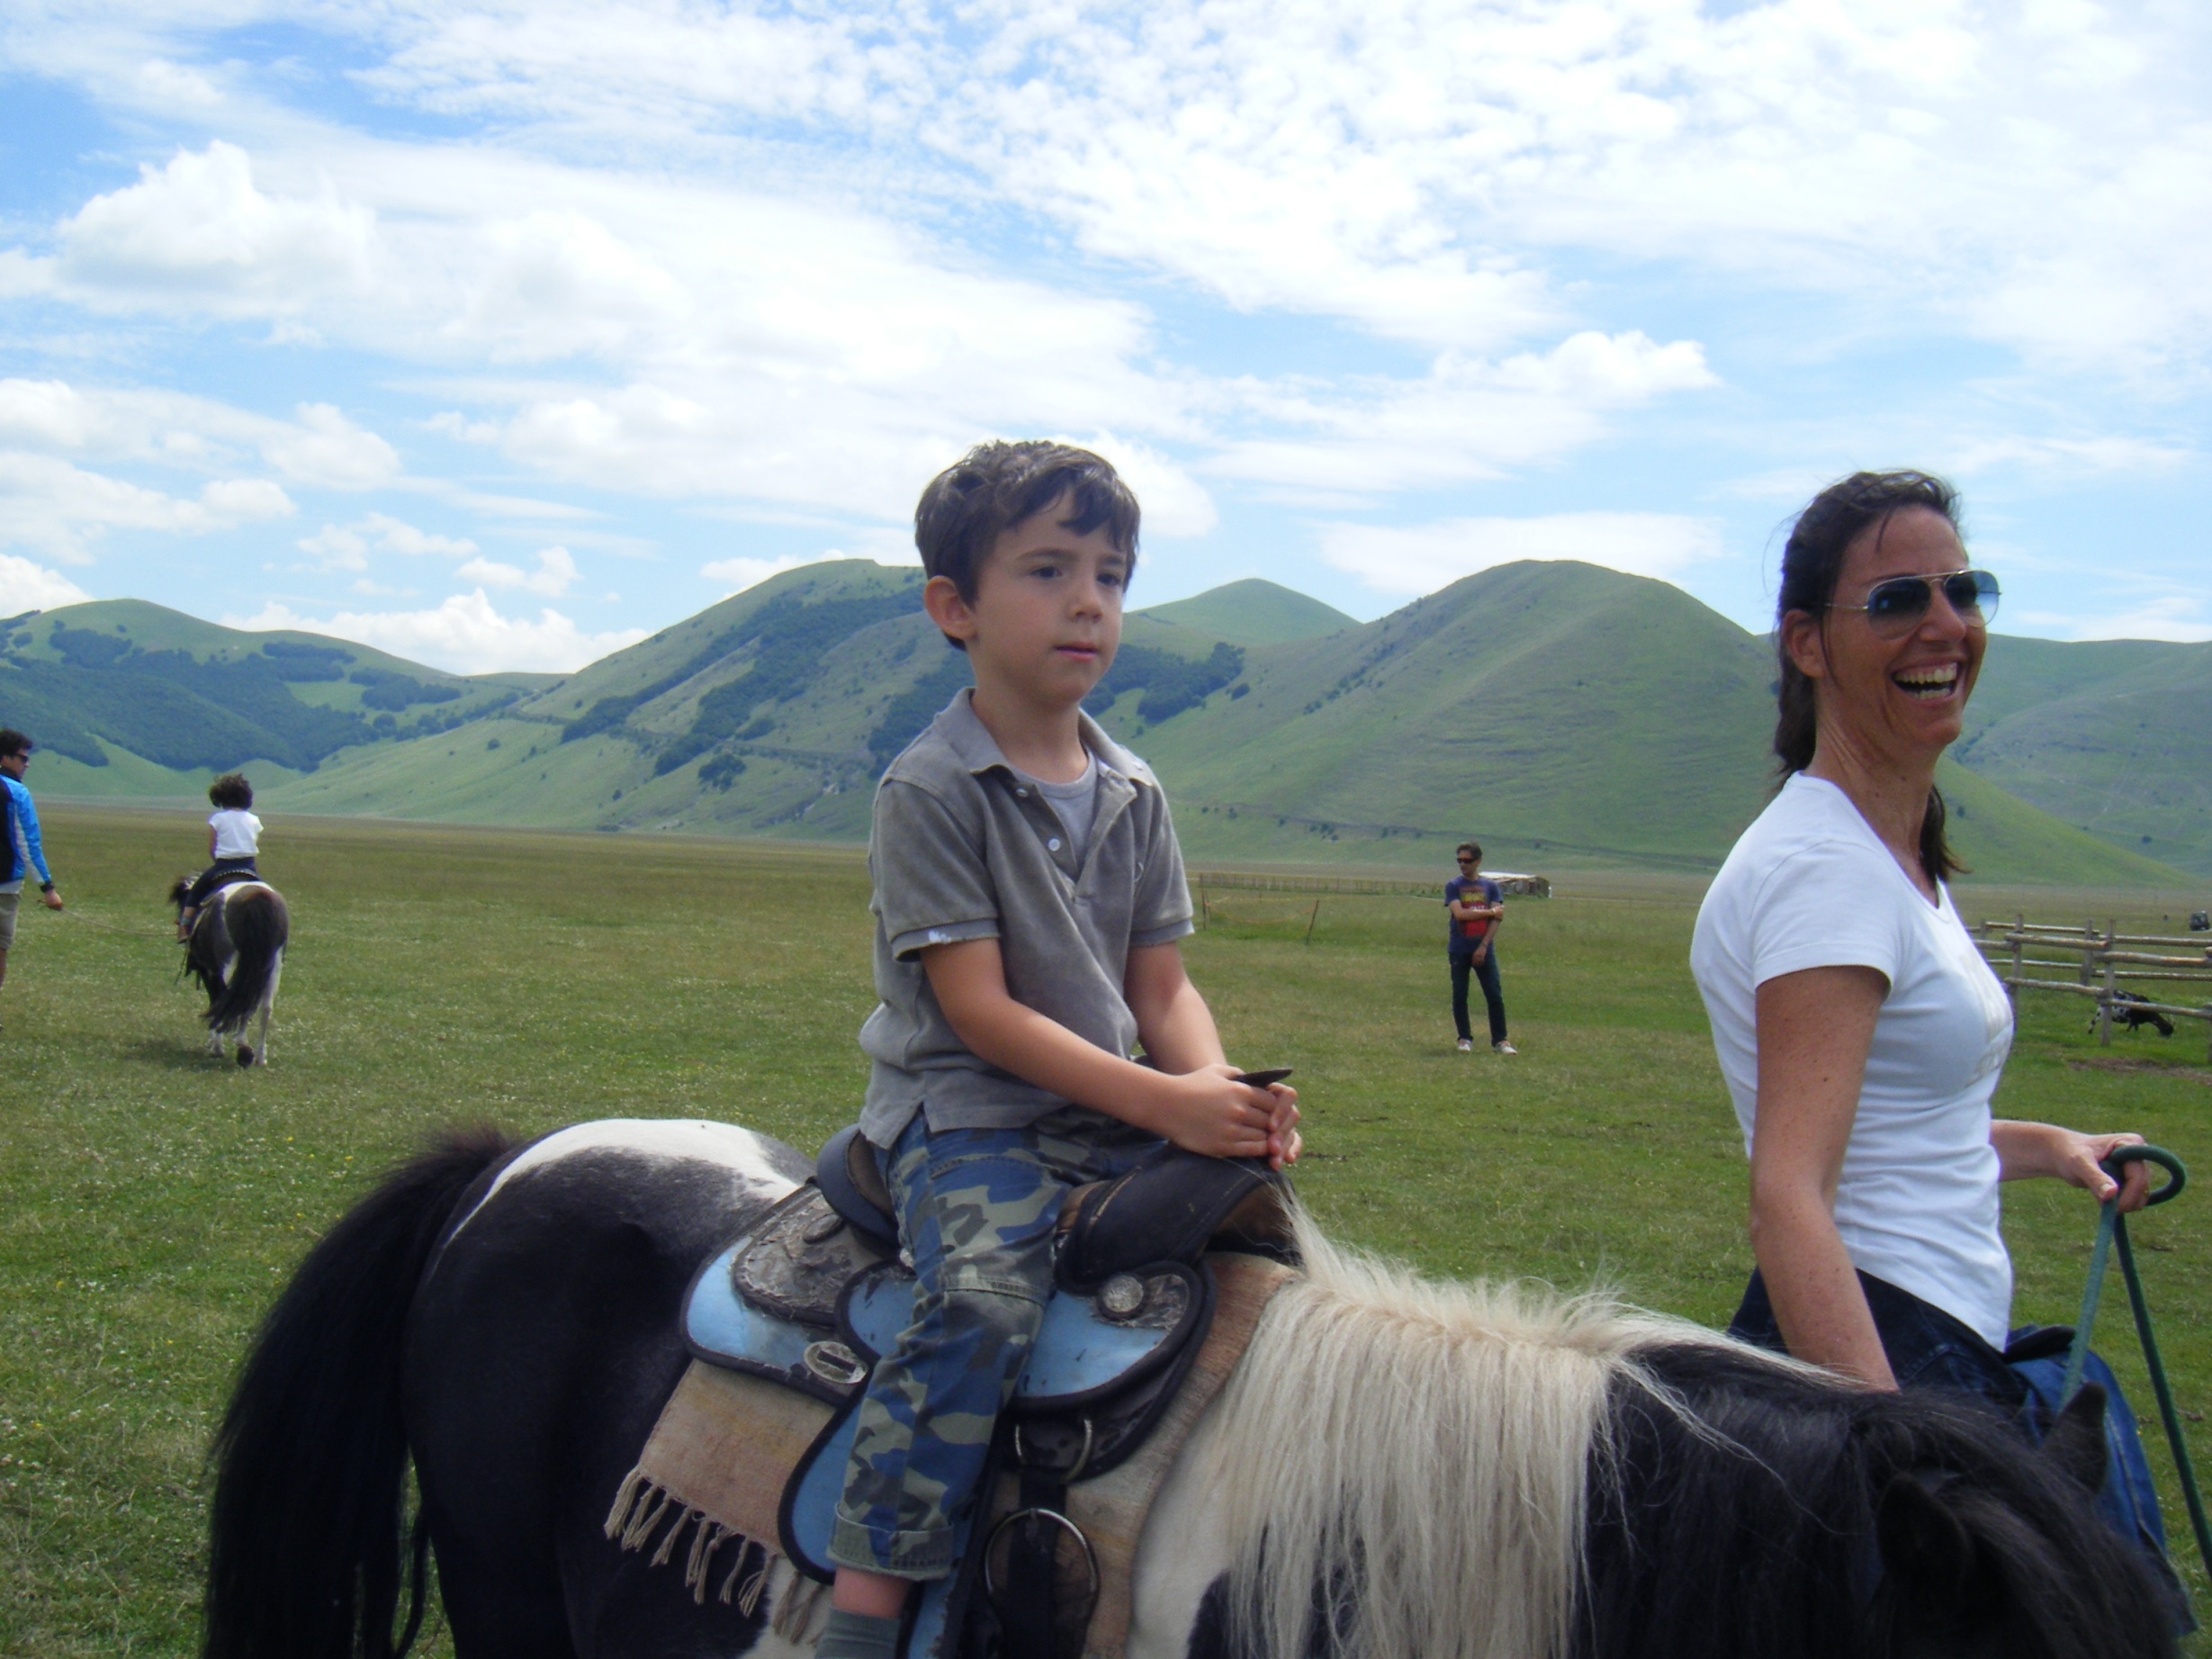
left=4, top=806, right=2208, bottom=1653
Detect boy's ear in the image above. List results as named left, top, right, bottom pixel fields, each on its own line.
left=922, top=574, right=978, bottom=645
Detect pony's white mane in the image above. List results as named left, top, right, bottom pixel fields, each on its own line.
left=1204, top=1208, right=1753, bottom=1659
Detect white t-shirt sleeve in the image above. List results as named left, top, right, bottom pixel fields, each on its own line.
left=1746, top=838, right=1909, bottom=993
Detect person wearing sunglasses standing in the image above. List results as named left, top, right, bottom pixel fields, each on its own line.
left=0, top=729, right=64, bottom=1032
left=1445, top=842, right=1514, bottom=1053
left=1691, top=472, right=2153, bottom=1403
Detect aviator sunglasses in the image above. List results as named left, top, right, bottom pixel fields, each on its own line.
left=1831, top=569, right=2000, bottom=636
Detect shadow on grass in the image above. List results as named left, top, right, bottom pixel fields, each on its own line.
left=124, top=1035, right=233, bottom=1072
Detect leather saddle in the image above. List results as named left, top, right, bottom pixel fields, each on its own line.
left=677, top=1126, right=1295, bottom=1656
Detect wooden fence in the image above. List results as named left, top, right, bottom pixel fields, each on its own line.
left=1977, top=916, right=2212, bottom=1060
left=1186, top=868, right=1550, bottom=946
left=1187, top=869, right=1551, bottom=899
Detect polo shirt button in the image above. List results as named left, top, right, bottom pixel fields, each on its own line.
left=1048, top=837, right=1062, bottom=852
left=1015, top=788, right=1029, bottom=797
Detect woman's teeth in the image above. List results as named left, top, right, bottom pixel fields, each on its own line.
left=1893, top=663, right=1961, bottom=698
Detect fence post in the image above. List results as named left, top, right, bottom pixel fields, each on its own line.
left=1303, top=898, right=1321, bottom=947
left=2010, top=911, right=2023, bottom=1004
left=2099, top=938, right=2117, bottom=1047
left=2082, top=919, right=2096, bottom=988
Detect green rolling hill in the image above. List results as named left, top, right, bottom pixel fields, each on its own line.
left=0, top=600, right=554, bottom=798
left=1137, top=579, right=1355, bottom=645
left=5, top=567, right=2197, bottom=886
left=267, top=561, right=2184, bottom=886
left=1951, top=635, right=2212, bottom=876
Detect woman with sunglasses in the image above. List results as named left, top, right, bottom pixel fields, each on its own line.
left=1691, top=471, right=2152, bottom=1403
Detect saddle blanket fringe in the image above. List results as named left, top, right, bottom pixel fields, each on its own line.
left=602, top=1362, right=837, bottom=1638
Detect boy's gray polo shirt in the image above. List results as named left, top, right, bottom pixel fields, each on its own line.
left=858, top=689, right=1193, bottom=1145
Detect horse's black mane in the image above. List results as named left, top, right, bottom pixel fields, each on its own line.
left=1580, top=1339, right=2178, bottom=1659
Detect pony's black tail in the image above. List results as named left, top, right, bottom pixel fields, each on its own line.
left=204, top=1127, right=511, bottom=1659
left=205, top=888, right=287, bottom=1034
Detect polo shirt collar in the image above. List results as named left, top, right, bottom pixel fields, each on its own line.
left=940, top=688, right=1152, bottom=788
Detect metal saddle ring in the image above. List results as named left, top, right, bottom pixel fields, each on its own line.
left=982, top=1506, right=1101, bottom=1605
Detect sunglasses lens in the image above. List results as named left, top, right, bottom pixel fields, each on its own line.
left=1865, top=579, right=1930, bottom=631
left=1947, top=570, right=1998, bottom=625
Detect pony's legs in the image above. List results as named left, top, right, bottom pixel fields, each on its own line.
left=252, top=951, right=281, bottom=1066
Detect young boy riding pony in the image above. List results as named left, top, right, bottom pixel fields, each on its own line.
left=818, top=441, right=1300, bottom=1659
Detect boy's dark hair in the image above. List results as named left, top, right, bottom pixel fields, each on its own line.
left=1456, top=842, right=1481, bottom=861
left=0, top=729, right=28, bottom=759
left=913, top=441, right=1140, bottom=651
left=210, top=772, right=254, bottom=810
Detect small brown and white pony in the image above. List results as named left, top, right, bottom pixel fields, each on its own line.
left=170, top=876, right=288, bottom=1067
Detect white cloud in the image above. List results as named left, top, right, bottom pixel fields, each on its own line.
left=38, top=140, right=375, bottom=315
left=0, top=377, right=402, bottom=490
left=0, top=453, right=294, bottom=561
left=1318, top=511, right=1725, bottom=596
left=298, top=511, right=480, bottom=573
left=0, top=554, right=94, bottom=615
left=2020, top=597, right=2212, bottom=645
left=259, top=403, right=401, bottom=490
left=455, top=545, right=579, bottom=596
left=224, top=591, right=645, bottom=675
left=1211, top=332, right=1717, bottom=496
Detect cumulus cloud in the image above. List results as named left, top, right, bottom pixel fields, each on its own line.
left=225, top=591, right=645, bottom=675
left=0, top=378, right=401, bottom=490
left=455, top=545, right=579, bottom=596
left=298, top=511, right=481, bottom=573
left=1318, top=511, right=1725, bottom=596
left=0, top=453, right=293, bottom=561
left=0, top=554, right=94, bottom=615
left=1212, top=332, right=1717, bottom=496
left=33, top=140, right=375, bottom=315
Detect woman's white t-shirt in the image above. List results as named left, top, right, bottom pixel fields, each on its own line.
left=210, top=808, right=263, bottom=859
left=1690, top=773, right=2017, bottom=1347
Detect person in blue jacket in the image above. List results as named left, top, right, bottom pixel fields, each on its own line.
left=0, top=729, right=65, bottom=1023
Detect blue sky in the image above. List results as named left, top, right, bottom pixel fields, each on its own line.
left=2, top=1, right=2208, bottom=672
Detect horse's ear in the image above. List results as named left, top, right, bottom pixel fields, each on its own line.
left=2043, top=1383, right=2109, bottom=1493
left=1876, top=1472, right=1988, bottom=1621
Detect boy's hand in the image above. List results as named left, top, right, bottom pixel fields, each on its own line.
left=1156, top=1065, right=1300, bottom=1169
left=1154, top=1065, right=1276, bottom=1160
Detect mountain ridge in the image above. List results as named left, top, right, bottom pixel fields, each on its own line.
left=4, top=567, right=2199, bottom=885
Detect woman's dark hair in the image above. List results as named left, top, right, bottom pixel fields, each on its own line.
left=210, top=772, right=254, bottom=810
left=1775, top=470, right=1964, bottom=885
left=913, top=441, right=1140, bottom=651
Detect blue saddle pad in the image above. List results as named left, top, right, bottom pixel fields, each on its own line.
left=679, top=1233, right=1209, bottom=1656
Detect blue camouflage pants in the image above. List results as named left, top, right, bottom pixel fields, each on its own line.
left=829, top=1107, right=1163, bottom=1579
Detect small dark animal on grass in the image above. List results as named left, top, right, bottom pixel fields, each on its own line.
left=169, top=875, right=288, bottom=1067
left=2097, top=989, right=2177, bottom=1040
left=201, top=1121, right=2178, bottom=1659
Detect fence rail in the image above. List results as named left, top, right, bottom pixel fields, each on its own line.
left=1187, top=869, right=1551, bottom=899
left=1977, top=915, right=2212, bottom=1059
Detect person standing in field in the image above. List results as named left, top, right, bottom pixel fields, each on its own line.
left=0, top=728, right=65, bottom=1025
left=819, top=440, right=1299, bottom=1659
left=176, top=772, right=263, bottom=942
left=1446, top=841, right=1514, bottom=1054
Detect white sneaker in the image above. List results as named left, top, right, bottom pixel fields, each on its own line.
left=1493, top=1041, right=1517, bottom=1055
left=1455, top=1038, right=1474, bottom=1052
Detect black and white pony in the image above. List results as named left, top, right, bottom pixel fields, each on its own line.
left=169, top=876, right=288, bottom=1067
left=203, top=1122, right=2178, bottom=1659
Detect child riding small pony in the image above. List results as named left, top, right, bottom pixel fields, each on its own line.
left=178, top=772, right=263, bottom=942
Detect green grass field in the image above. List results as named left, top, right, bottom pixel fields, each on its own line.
left=4, top=807, right=2208, bottom=1654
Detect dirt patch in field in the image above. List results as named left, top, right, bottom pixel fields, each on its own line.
left=2066, top=1056, right=2212, bottom=1087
